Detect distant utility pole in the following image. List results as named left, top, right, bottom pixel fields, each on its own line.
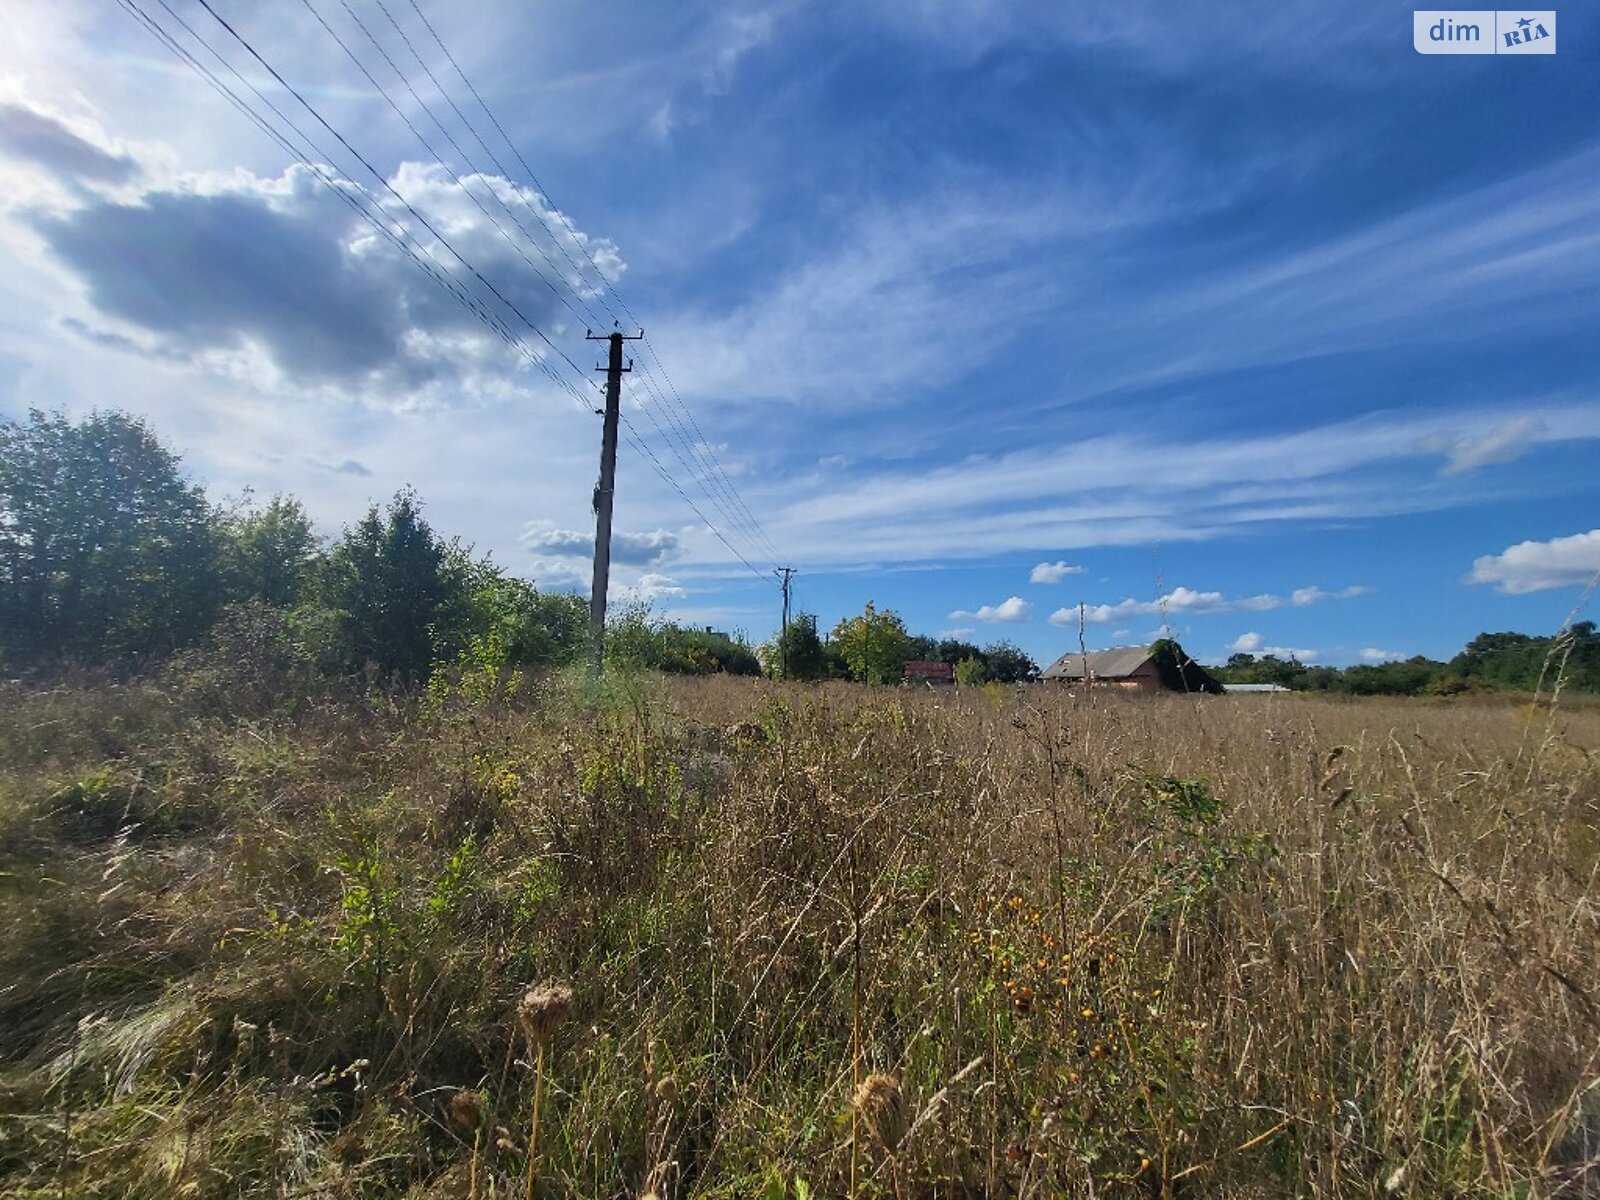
left=774, top=566, right=796, bottom=677
left=586, top=328, right=643, bottom=670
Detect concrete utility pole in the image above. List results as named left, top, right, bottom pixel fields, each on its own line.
left=586, top=328, right=642, bottom=670
left=774, top=566, right=796, bottom=678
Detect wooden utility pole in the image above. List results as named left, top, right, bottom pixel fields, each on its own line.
left=586, top=328, right=642, bottom=669
left=774, top=566, right=796, bottom=678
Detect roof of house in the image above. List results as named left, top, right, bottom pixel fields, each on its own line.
left=1040, top=645, right=1153, bottom=680
left=903, top=660, right=954, bottom=678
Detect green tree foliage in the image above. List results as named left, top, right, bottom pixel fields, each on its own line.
left=1217, top=653, right=1307, bottom=689
left=221, top=494, right=321, bottom=609
left=657, top=625, right=761, bottom=676
left=764, top=612, right=829, bottom=680
left=982, top=639, right=1039, bottom=683
left=324, top=490, right=462, bottom=679
left=1148, top=639, right=1225, bottom=694
left=605, top=602, right=760, bottom=675
left=937, top=638, right=985, bottom=666
left=446, top=554, right=589, bottom=669
left=1213, top=627, right=1600, bottom=695
left=1451, top=624, right=1600, bottom=692
left=953, top=655, right=987, bottom=686
left=829, top=601, right=913, bottom=684
left=0, top=408, right=219, bottom=663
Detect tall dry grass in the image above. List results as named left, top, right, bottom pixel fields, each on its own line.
left=0, top=663, right=1596, bottom=1197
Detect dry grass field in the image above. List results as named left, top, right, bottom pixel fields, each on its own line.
left=1, top=660, right=1597, bottom=1197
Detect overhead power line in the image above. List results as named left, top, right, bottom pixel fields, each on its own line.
left=188, top=0, right=601, bottom=397
left=392, top=0, right=787, bottom=570
left=120, top=0, right=784, bottom=586
left=122, top=0, right=591, bottom=412
left=299, top=0, right=777, bottom=568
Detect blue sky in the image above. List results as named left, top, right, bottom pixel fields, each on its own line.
left=1, top=1, right=1596, bottom=666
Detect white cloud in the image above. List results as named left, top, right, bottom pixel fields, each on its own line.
left=529, top=559, right=589, bottom=591
left=937, top=627, right=975, bottom=640
left=22, top=154, right=621, bottom=404
left=1291, top=584, right=1368, bottom=606
left=624, top=572, right=689, bottom=601
left=1230, top=631, right=1319, bottom=661
left=950, top=595, right=1032, bottom=623
left=1467, top=529, right=1600, bottom=594
left=1030, top=560, right=1087, bottom=583
left=1050, top=583, right=1362, bottom=626
left=1419, top=416, right=1546, bottom=476
left=765, top=405, right=1600, bottom=568
left=521, top=521, right=682, bottom=568
left=1360, top=648, right=1403, bottom=662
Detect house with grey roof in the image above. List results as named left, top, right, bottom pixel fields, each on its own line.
left=1040, top=642, right=1223, bottom=694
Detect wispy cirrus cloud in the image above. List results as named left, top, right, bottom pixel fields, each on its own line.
left=1419, top=416, right=1545, bottom=476
left=758, top=405, right=1600, bottom=567
left=1051, top=583, right=1364, bottom=626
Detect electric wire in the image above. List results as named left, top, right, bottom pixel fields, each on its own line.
left=301, top=0, right=606, bottom=340
left=302, top=0, right=775, bottom=564
left=394, top=0, right=786, bottom=568
left=619, top=416, right=771, bottom=582
left=189, top=0, right=601, bottom=399
left=121, top=0, right=583, bottom=409
left=122, top=0, right=779, bottom=585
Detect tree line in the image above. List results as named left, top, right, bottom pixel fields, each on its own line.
left=19, top=408, right=1578, bottom=696
left=1, top=408, right=1034, bottom=686
left=1212, top=627, right=1600, bottom=696
left=762, top=602, right=1038, bottom=685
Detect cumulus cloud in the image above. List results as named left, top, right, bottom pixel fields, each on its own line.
left=28, top=158, right=620, bottom=399
left=623, top=572, right=688, bottom=601
left=0, top=102, right=136, bottom=184
left=949, top=595, right=1032, bottom=623
left=1230, top=631, right=1318, bottom=661
left=1030, top=560, right=1087, bottom=584
left=521, top=520, right=682, bottom=567
left=1467, top=529, right=1600, bottom=594
left=1360, top=648, right=1403, bottom=662
left=528, top=559, right=589, bottom=591
left=1051, top=583, right=1365, bottom=625
left=1419, top=416, right=1545, bottom=476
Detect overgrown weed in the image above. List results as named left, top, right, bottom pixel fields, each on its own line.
left=0, top=670, right=1596, bottom=1196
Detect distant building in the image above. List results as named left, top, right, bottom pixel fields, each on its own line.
left=1039, top=643, right=1223, bottom=694
left=1223, top=683, right=1291, bottom=694
left=1041, top=646, right=1163, bottom=691
left=902, top=660, right=954, bottom=687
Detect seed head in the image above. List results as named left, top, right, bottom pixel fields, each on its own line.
left=653, top=1075, right=678, bottom=1105
left=517, top=982, right=574, bottom=1048
left=448, top=1088, right=484, bottom=1132
left=852, top=1073, right=908, bottom=1152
